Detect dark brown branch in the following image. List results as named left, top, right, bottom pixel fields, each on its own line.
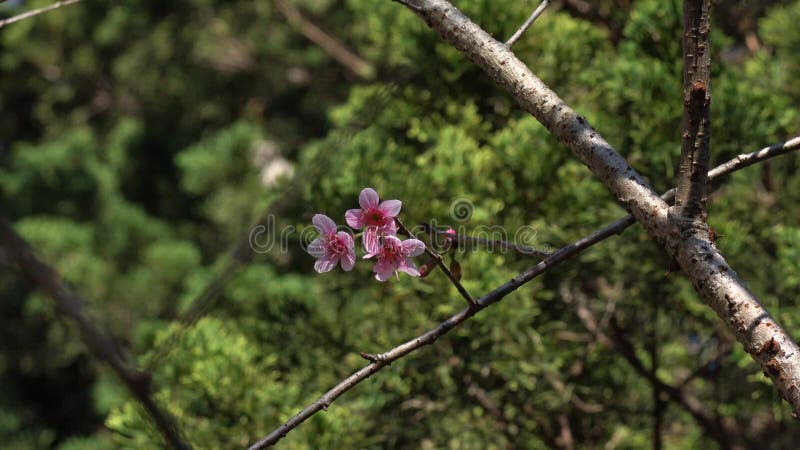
left=390, top=0, right=800, bottom=419
left=0, top=217, right=192, bottom=450
left=396, top=217, right=476, bottom=306
left=675, top=0, right=712, bottom=220
left=0, top=0, right=82, bottom=29
left=273, top=0, right=374, bottom=79
left=248, top=138, right=800, bottom=448
left=609, top=318, right=749, bottom=450
left=562, top=284, right=745, bottom=449
left=505, top=0, right=550, bottom=47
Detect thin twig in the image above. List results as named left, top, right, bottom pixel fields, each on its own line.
left=247, top=138, right=800, bottom=448
left=0, top=216, right=192, bottom=450
left=274, top=0, right=374, bottom=79
left=609, top=318, right=750, bottom=449
left=506, top=0, right=550, bottom=47
left=561, top=284, right=746, bottom=449
left=422, top=223, right=551, bottom=258
left=396, top=217, right=476, bottom=307
left=0, top=0, right=82, bottom=29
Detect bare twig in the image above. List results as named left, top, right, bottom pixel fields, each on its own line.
left=609, top=318, right=749, bottom=450
left=273, top=0, right=374, bottom=79
left=506, top=0, right=550, bottom=47
left=0, top=217, right=192, bottom=450
left=562, top=284, right=746, bottom=449
left=248, top=138, right=800, bottom=448
left=422, top=223, right=551, bottom=258
left=674, top=0, right=712, bottom=220
left=391, top=0, right=800, bottom=419
left=0, top=0, right=82, bottom=29
left=396, top=217, right=476, bottom=306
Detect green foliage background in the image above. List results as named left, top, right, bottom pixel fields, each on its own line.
left=1, top=0, right=799, bottom=448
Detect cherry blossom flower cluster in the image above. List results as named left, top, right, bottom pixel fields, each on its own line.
left=308, top=188, right=426, bottom=281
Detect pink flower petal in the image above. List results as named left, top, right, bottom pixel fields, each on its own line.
left=378, top=199, right=402, bottom=217
left=307, top=237, right=327, bottom=258
left=314, top=255, right=339, bottom=273
left=345, top=209, right=365, bottom=229
left=340, top=249, right=356, bottom=271
left=383, top=235, right=402, bottom=247
left=401, top=238, right=426, bottom=257
left=358, top=187, right=380, bottom=210
left=373, top=258, right=396, bottom=282
left=398, top=258, right=420, bottom=277
left=312, top=214, right=337, bottom=235
left=363, top=228, right=382, bottom=255
left=380, top=220, right=398, bottom=237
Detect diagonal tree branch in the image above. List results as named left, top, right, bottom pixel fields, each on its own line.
left=390, top=0, right=800, bottom=419
left=674, top=0, right=712, bottom=220
left=0, top=0, right=82, bottom=29
left=562, top=285, right=749, bottom=449
left=608, top=318, right=753, bottom=450
left=248, top=139, right=800, bottom=448
left=273, top=0, right=374, bottom=79
left=0, top=216, right=192, bottom=450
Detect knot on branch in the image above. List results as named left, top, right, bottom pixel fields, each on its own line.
left=360, top=352, right=388, bottom=363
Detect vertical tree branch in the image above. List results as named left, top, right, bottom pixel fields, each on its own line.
left=675, top=0, right=712, bottom=220
left=650, top=306, right=664, bottom=450
left=0, top=217, right=192, bottom=450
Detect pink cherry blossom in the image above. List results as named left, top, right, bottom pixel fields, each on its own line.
left=364, top=235, right=426, bottom=282
left=345, top=187, right=401, bottom=254
left=307, top=214, right=356, bottom=273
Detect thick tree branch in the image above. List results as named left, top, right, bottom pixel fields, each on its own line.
left=248, top=140, right=800, bottom=447
left=505, top=0, right=550, bottom=47
left=675, top=0, right=712, bottom=220
left=391, top=0, right=800, bottom=419
left=0, top=0, right=81, bottom=29
left=0, top=217, right=192, bottom=450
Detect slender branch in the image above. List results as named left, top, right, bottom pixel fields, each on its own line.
left=707, top=136, right=800, bottom=180
left=674, top=0, right=712, bottom=220
left=505, top=0, right=550, bottom=47
left=273, top=0, right=374, bottom=79
left=248, top=139, right=800, bottom=448
left=461, top=374, right=517, bottom=447
left=609, top=318, right=749, bottom=450
left=0, top=216, right=192, bottom=450
left=390, top=0, right=800, bottom=419
left=562, top=284, right=745, bottom=449
left=0, top=0, right=81, bottom=29
left=396, top=217, right=476, bottom=306
left=422, top=223, right=551, bottom=258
